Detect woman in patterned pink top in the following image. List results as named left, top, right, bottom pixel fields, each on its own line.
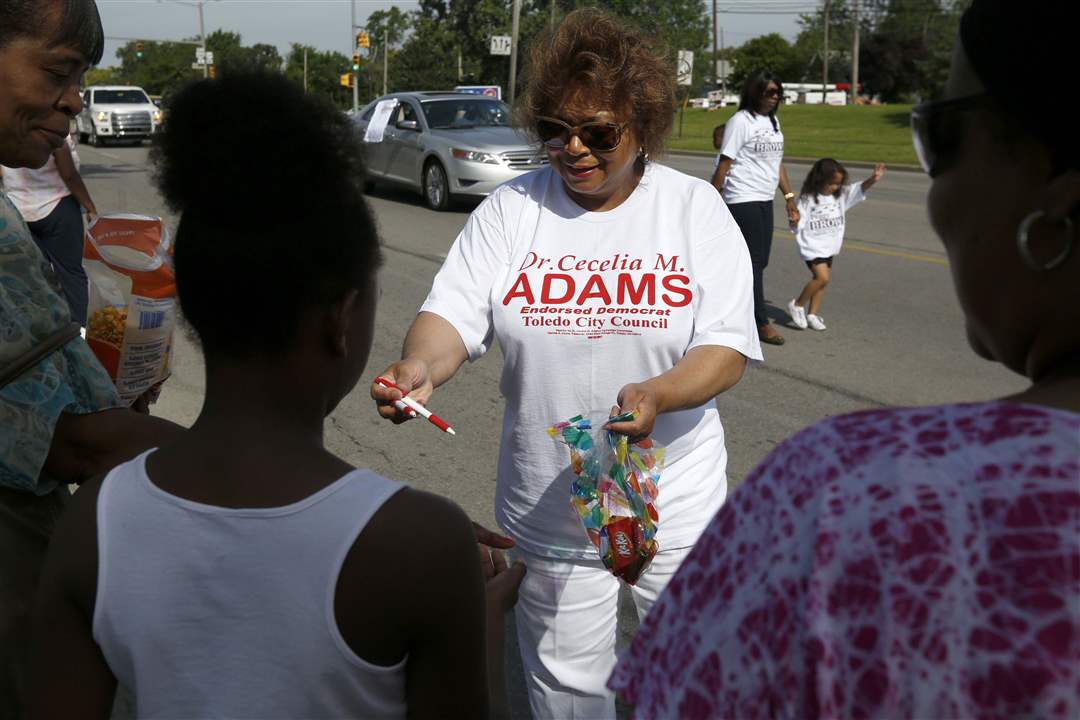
left=609, top=1, right=1080, bottom=718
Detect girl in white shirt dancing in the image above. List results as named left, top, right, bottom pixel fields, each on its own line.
left=787, top=158, right=886, bottom=331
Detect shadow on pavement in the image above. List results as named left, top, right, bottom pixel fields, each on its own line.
left=363, top=183, right=481, bottom=215
left=80, top=163, right=146, bottom=178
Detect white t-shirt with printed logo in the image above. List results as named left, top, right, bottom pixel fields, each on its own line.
left=421, top=163, right=763, bottom=559
left=793, top=183, right=866, bottom=261
left=718, top=110, right=785, bottom=204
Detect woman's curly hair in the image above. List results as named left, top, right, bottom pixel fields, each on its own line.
left=516, top=8, right=675, bottom=157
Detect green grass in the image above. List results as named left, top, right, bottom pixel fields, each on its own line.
left=664, top=104, right=918, bottom=165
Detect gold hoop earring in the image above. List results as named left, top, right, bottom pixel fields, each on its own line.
left=1017, top=210, right=1075, bottom=271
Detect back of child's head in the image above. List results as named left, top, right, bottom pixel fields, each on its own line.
left=151, top=69, right=380, bottom=360
left=800, top=158, right=848, bottom=203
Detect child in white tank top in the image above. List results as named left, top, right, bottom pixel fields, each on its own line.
left=28, top=70, right=524, bottom=719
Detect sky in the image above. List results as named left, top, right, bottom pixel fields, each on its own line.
left=94, top=1, right=807, bottom=68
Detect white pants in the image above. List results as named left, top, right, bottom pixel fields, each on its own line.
left=514, top=546, right=692, bottom=719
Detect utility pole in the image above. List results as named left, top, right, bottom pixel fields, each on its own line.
left=197, top=0, right=207, bottom=78
left=712, top=0, right=718, bottom=90
left=851, top=0, right=860, bottom=104
left=303, top=47, right=308, bottom=92
left=720, top=28, right=726, bottom=96
left=509, top=0, right=522, bottom=104
left=350, top=0, right=358, bottom=112
left=382, top=27, right=388, bottom=96
left=457, top=47, right=463, bottom=82
left=822, top=0, right=830, bottom=103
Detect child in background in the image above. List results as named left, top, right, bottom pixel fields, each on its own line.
left=28, top=70, right=524, bottom=720
left=787, top=159, right=886, bottom=331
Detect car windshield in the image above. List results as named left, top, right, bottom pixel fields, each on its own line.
left=94, top=90, right=151, bottom=104
left=421, top=98, right=510, bottom=129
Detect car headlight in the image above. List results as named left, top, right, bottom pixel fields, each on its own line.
left=451, top=148, right=501, bottom=165
left=96, top=111, right=109, bottom=123
left=152, top=110, right=163, bottom=123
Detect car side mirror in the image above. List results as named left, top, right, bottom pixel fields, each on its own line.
left=396, top=119, right=420, bottom=131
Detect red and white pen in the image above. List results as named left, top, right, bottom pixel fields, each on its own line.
left=375, top=377, right=456, bottom=436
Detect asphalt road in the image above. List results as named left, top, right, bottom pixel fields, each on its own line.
left=77, top=142, right=1026, bottom=719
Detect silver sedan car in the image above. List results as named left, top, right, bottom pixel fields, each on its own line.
left=352, top=92, right=548, bottom=210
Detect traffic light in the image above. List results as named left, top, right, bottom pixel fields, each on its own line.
left=136, top=41, right=144, bottom=59
left=351, top=53, right=360, bottom=72
left=357, top=31, right=370, bottom=49
left=208, top=64, right=216, bottom=79
left=340, top=73, right=354, bottom=89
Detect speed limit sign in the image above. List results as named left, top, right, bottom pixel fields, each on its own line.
left=490, top=35, right=512, bottom=56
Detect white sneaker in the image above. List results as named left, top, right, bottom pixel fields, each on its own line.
left=787, top=299, right=808, bottom=329
left=807, top=314, right=827, bottom=331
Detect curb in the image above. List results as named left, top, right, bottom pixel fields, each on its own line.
left=664, top=148, right=923, bottom=173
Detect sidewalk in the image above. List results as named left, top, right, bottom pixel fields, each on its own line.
left=665, top=148, right=923, bottom=173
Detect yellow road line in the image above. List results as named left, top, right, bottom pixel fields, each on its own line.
left=772, top=232, right=948, bottom=266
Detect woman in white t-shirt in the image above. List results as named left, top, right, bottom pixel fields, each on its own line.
left=372, top=9, right=762, bottom=719
left=711, top=70, right=800, bottom=346
left=787, top=158, right=886, bottom=331
left=0, top=135, right=97, bottom=325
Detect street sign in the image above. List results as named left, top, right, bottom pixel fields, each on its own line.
left=676, top=50, right=694, bottom=86
left=205, top=51, right=214, bottom=65
left=191, top=63, right=204, bottom=70
left=490, top=35, right=512, bottom=56
left=195, top=47, right=205, bottom=63
left=455, top=85, right=501, bottom=100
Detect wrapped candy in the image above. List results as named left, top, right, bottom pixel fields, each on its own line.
left=547, top=412, right=664, bottom=584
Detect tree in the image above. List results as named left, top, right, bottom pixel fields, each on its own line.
left=84, top=66, right=121, bottom=87
left=114, top=40, right=200, bottom=99
left=206, top=30, right=283, bottom=73
left=364, top=7, right=412, bottom=48
left=284, top=44, right=353, bottom=108
left=857, top=0, right=969, bottom=102
left=394, top=14, right=461, bottom=94
left=792, top=1, right=860, bottom=85
left=729, top=33, right=801, bottom=89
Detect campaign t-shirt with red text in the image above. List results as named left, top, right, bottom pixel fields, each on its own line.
left=421, top=162, right=762, bottom=559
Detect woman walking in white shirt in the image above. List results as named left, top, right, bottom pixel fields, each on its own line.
left=712, top=70, right=800, bottom=346
left=373, top=9, right=761, bottom=718
left=1, top=136, right=97, bottom=324
left=786, top=159, right=886, bottom=331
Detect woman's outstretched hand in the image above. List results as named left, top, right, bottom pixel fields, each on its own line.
left=371, top=358, right=434, bottom=423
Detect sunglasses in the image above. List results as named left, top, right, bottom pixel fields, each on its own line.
left=763, top=88, right=782, bottom=98
left=535, top=116, right=628, bottom=152
left=911, top=93, right=993, bottom=177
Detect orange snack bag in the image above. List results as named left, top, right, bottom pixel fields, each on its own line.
left=84, top=214, right=176, bottom=405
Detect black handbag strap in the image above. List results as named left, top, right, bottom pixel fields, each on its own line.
left=0, top=323, right=82, bottom=389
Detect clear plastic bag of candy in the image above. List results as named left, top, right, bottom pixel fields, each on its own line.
left=547, top=411, right=664, bottom=584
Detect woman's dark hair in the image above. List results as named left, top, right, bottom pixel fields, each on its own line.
left=151, top=69, right=380, bottom=359
left=960, top=0, right=1078, bottom=170
left=738, top=70, right=783, bottom=131
left=0, top=0, right=104, bottom=65
left=517, top=8, right=676, bottom=158
left=800, top=158, right=848, bottom=203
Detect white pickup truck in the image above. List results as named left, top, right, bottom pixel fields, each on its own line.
left=76, top=86, right=163, bottom=146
